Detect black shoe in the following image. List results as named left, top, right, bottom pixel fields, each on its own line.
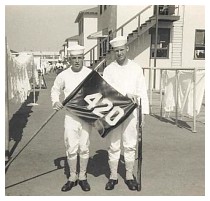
left=105, top=179, right=118, bottom=190
left=79, top=180, right=91, bottom=191
left=125, top=179, right=137, bottom=191
left=61, top=180, right=77, bottom=192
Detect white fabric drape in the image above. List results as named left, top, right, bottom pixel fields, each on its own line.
left=163, top=71, right=176, bottom=112
left=163, top=70, right=205, bottom=117
left=7, top=43, right=33, bottom=104
left=179, top=70, right=205, bottom=116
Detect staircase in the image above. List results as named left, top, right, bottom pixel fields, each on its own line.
left=127, top=19, right=156, bottom=45
left=84, top=5, right=181, bottom=73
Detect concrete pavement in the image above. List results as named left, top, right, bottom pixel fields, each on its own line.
left=5, top=72, right=205, bottom=196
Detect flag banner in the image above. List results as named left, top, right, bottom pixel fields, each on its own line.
left=63, top=70, right=137, bottom=138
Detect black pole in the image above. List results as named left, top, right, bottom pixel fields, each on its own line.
left=5, top=37, right=9, bottom=162
left=137, top=99, right=142, bottom=191
left=153, top=5, right=159, bottom=89
left=5, top=111, right=58, bottom=170
left=5, top=59, right=106, bottom=170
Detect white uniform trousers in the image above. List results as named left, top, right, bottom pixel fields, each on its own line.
left=107, top=109, right=138, bottom=163
left=64, top=113, right=90, bottom=160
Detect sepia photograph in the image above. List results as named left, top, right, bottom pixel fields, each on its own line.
left=4, top=0, right=206, bottom=197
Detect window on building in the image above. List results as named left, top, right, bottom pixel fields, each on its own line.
left=194, top=29, right=205, bottom=59
left=154, top=5, right=175, bottom=15
left=103, top=39, right=108, bottom=55
left=108, top=30, right=113, bottom=51
left=104, top=5, right=107, bottom=11
left=100, top=5, right=103, bottom=15
left=150, top=28, right=170, bottom=58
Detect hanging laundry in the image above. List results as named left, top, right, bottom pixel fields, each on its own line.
left=163, top=70, right=176, bottom=112
left=179, top=70, right=205, bottom=117
left=6, top=43, right=33, bottom=104
left=163, top=69, right=205, bottom=117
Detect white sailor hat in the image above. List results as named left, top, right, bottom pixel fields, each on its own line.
left=110, top=36, right=127, bottom=48
left=68, top=45, right=85, bottom=55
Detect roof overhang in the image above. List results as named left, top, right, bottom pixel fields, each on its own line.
left=87, top=29, right=108, bottom=39
left=75, top=7, right=98, bottom=23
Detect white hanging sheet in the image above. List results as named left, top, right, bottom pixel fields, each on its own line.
left=163, top=69, right=205, bottom=116
left=179, top=70, right=205, bottom=116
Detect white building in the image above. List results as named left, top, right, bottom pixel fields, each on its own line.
left=75, top=7, right=98, bottom=66
left=86, top=5, right=205, bottom=89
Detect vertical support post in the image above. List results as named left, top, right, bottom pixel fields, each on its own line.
left=101, top=42, right=104, bottom=58
left=149, top=66, right=153, bottom=114
left=90, top=50, right=92, bottom=66
left=39, top=55, right=42, bottom=89
left=175, top=70, right=179, bottom=125
left=93, top=48, right=95, bottom=64
left=32, top=60, right=36, bottom=103
left=153, top=5, right=159, bottom=89
left=5, top=37, right=9, bottom=162
left=192, top=68, right=197, bottom=133
left=138, top=14, right=141, bottom=35
left=27, top=55, right=38, bottom=106
left=160, top=69, right=163, bottom=119
left=137, top=99, right=142, bottom=191
left=121, top=28, right=124, bottom=36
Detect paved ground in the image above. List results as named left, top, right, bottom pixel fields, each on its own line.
left=5, top=72, right=205, bottom=196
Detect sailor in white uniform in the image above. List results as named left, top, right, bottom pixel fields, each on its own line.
left=103, top=36, right=149, bottom=191
left=51, top=45, right=92, bottom=192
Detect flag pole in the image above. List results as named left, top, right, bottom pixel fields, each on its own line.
left=5, top=37, right=9, bottom=162
left=6, top=59, right=106, bottom=170
left=5, top=111, right=57, bottom=170
left=137, top=99, right=142, bottom=191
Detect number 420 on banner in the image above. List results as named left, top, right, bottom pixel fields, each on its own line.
left=84, top=93, right=124, bottom=126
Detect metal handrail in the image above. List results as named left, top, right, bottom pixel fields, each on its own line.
left=115, top=5, right=152, bottom=34
left=142, top=67, right=205, bottom=70
left=84, top=5, right=152, bottom=61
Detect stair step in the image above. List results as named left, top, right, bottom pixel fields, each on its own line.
left=172, top=61, right=182, bottom=64
left=173, top=32, right=183, bottom=36
left=171, top=55, right=182, bottom=58
left=171, top=51, right=182, bottom=53
left=172, top=50, right=182, bottom=53
left=173, top=44, right=182, bottom=47
left=171, top=57, right=182, bottom=60
left=172, top=40, right=183, bottom=43
left=173, top=28, right=183, bottom=31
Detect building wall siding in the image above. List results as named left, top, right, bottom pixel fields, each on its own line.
left=182, top=5, right=205, bottom=68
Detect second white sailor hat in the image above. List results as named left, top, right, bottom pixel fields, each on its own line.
left=68, top=45, right=85, bottom=55
left=110, top=36, right=127, bottom=48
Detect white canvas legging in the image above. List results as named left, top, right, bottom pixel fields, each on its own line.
left=107, top=109, right=138, bottom=162
left=64, top=113, right=90, bottom=160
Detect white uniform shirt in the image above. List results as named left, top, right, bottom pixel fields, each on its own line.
left=51, top=66, right=92, bottom=106
left=103, top=59, right=149, bottom=114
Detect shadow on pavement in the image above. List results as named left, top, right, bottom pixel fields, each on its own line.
left=88, top=150, right=126, bottom=179
left=54, top=150, right=126, bottom=180
left=5, top=167, right=60, bottom=189
left=170, top=117, right=192, bottom=131
left=9, top=92, right=40, bottom=141
left=6, top=92, right=40, bottom=173
left=54, top=156, right=70, bottom=179
left=151, top=114, right=192, bottom=131
left=151, top=114, right=176, bottom=125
